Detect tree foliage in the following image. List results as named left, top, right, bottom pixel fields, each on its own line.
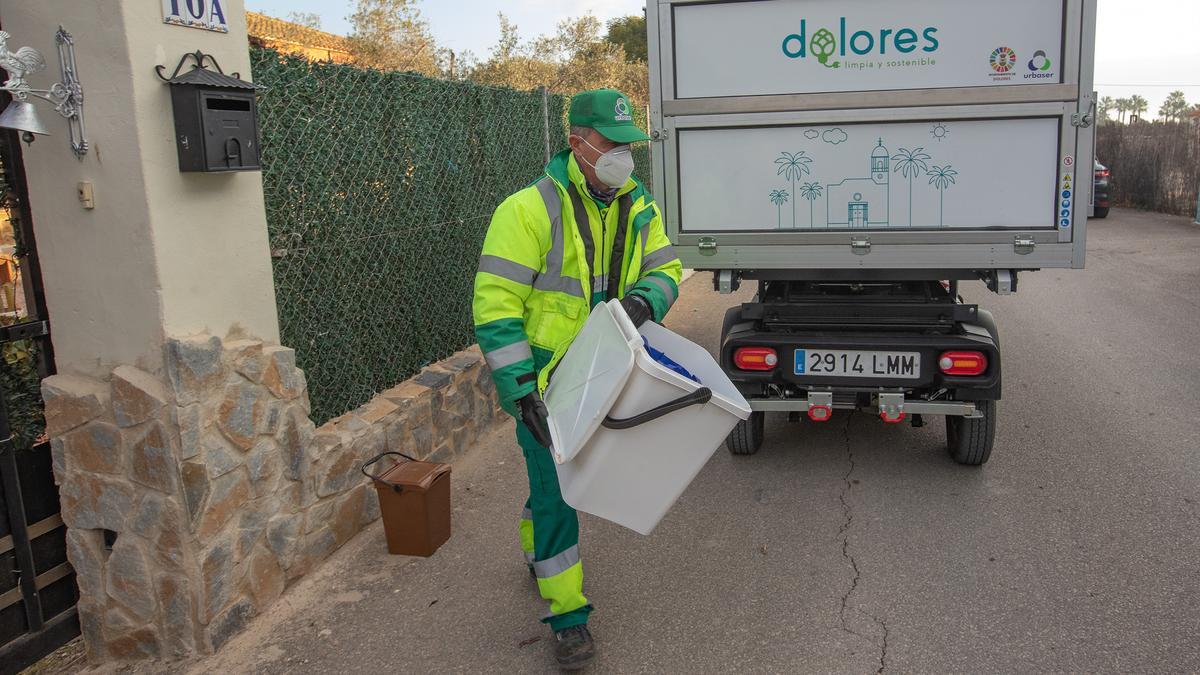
left=605, top=16, right=647, bottom=63
left=1128, top=94, right=1149, bottom=121
left=468, top=14, right=648, bottom=105
left=347, top=0, right=444, bottom=76
left=1158, top=90, right=1189, bottom=122
left=344, top=6, right=650, bottom=105
left=287, top=11, right=323, bottom=29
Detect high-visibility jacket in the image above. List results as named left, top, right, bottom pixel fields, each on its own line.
left=473, top=149, right=683, bottom=412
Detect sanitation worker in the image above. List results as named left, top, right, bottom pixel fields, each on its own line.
left=472, top=88, right=683, bottom=670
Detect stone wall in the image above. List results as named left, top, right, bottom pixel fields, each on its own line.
left=43, top=334, right=501, bottom=662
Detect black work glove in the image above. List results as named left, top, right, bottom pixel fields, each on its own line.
left=517, top=391, right=553, bottom=449
left=620, top=294, right=652, bottom=328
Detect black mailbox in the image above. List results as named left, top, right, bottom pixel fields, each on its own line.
left=159, top=52, right=261, bottom=172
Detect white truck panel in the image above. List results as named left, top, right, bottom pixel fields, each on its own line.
left=673, top=0, right=1065, bottom=99
left=648, top=0, right=1097, bottom=271
left=677, top=118, right=1060, bottom=232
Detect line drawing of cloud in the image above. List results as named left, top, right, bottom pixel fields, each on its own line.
left=804, top=129, right=819, bottom=140
left=822, top=128, right=849, bottom=145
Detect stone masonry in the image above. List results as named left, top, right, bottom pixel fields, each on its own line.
left=43, top=335, right=502, bottom=662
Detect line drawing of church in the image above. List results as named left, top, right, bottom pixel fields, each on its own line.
left=826, top=139, right=892, bottom=228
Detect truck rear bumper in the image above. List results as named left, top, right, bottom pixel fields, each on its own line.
left=723, top=328, right=1002, bottom=398
left=749, top=394, right=983, bottom=419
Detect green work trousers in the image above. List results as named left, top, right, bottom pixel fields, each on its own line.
left=516, top=423, right=592, bottom=631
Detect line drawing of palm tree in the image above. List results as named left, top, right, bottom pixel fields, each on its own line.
left=891, top=146, right=932, bottom=226
left=798, top=182, right=823, bottom=229
left=775, top=151, right=812, bottom=228
left=926, top=165, right=958, bottom=227
left=769, top=189, right=790, bottom=229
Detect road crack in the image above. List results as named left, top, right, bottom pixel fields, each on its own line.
left=837, top=414, right=890, bottom=673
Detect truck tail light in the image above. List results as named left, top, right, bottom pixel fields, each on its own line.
left=1095, top=169, right=1110, bottom=179
left=734, top=347, right=777, bottom=371
left=938, top=351, right=987, bottom=376
left=808, top=405, right=832, bottom=422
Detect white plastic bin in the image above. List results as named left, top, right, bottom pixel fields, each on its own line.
left=544, top=300, right=751, bottom=535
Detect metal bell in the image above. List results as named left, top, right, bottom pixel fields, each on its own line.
left=0, top=100, right=50, bottom=136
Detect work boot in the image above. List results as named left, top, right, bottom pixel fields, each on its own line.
left=554, top=624, right=596, bottom=671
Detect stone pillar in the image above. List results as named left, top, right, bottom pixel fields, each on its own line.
left=43, top=337, right=317, bottom=657
left=2, top=0, right=508, bottom=662
left=1, top=0, right=289, bottom=660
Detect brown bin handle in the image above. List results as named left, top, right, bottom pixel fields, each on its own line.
left=361, top=451, right=417, bottom=493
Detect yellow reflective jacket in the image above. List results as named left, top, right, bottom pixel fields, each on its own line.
left=473, top=149, right=683, bottom=412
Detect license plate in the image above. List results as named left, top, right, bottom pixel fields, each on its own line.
left=794, top=349, right=921, bottom=379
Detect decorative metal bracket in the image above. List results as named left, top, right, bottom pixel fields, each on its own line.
left=0, top=26, right=88, bottom=159
left=155, top=50, right=241, bottom=83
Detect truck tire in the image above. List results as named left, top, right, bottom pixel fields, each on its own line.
left=727, top=411, right=764, bottom=455
left=945, top=399, right=996, bottom=465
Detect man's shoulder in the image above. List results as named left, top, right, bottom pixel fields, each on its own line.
left=493, top=175, right=556, bottom=223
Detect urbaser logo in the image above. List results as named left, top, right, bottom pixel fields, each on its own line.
left=614, top=97, right=632, bottom=122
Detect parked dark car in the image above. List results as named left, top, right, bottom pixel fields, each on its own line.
left=1093, top=160, right=1111, bottom=219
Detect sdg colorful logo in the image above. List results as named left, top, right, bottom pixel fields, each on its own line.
left=782, top=19, right=940, bottom=69
left=990, top=47, right=1017, bottom=73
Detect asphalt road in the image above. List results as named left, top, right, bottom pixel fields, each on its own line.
left=188, top=208, right=1200, bottom=674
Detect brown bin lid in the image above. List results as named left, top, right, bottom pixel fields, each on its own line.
left=377, top=459, right=450, bottom=491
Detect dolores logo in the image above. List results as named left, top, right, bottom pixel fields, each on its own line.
left=614, top=97, right=632, bottom=122
left=782, top=19, right=940, bottom=68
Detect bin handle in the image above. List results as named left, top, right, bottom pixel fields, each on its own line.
left=361, top=451, right=418, bottom=492
left=600, top=387, right=712, bottom=430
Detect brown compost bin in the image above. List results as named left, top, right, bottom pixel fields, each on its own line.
left=361, top=452, right=451, bottom=556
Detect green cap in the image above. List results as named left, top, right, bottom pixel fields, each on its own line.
left=568, top=88, right=650, bottom=144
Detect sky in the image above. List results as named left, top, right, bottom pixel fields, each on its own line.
left=245, top=0, right=1200, bottom=117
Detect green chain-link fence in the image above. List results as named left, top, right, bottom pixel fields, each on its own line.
left=252, top=49, right=654, bottom=424
left=253, top=49, right=567, bottom=423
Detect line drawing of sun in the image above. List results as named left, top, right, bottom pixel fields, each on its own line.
left=930, top=123, right=950, bottom=142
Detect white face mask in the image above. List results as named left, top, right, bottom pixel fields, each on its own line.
left=575, top=136, right=635, bottom=189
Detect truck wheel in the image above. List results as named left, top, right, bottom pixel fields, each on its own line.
left=945, top=400, right=995, bottom=465
left=727, top=411, right=764, bottom=455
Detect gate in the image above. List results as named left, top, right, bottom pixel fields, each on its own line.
left=0, top=124, right=78, bottom=672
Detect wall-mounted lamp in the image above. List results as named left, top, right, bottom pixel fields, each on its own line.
left=0, top=26, right=87, bottom=159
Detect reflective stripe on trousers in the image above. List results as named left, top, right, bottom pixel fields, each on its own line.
left=516, top=422, right=592, bottom=631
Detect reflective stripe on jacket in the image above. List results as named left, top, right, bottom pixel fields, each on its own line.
left=473, top=149, right=683, bottom=411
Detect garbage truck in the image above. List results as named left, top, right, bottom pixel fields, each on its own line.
left=646, top=0, right=1097, bottom=464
